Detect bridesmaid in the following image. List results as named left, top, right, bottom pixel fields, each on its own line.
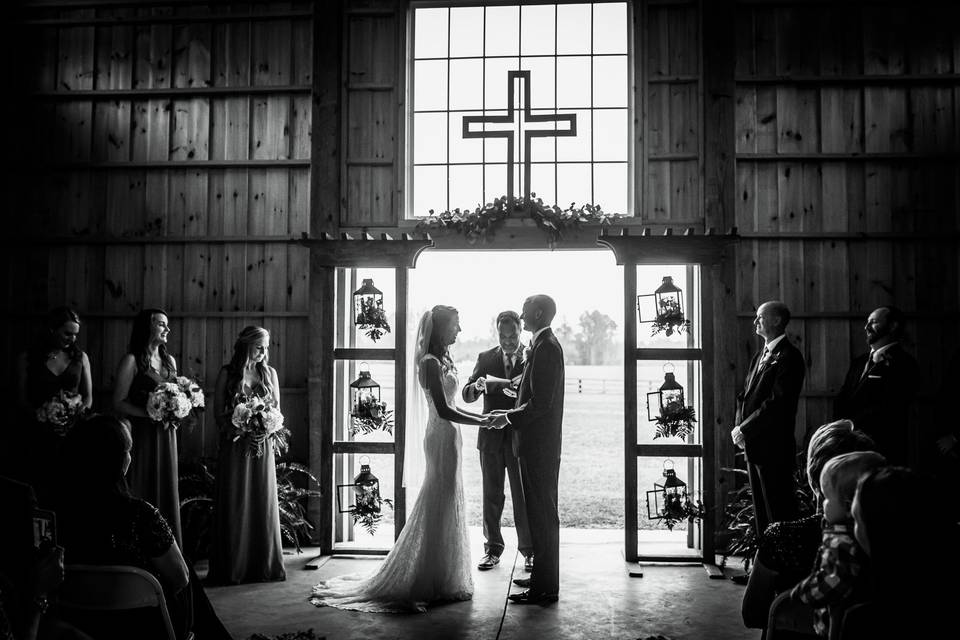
left=112, top=308, right=182, bottom=545
left=208, top=326, right=286, bottom=584
left=12, top=307, right=93, bottom=505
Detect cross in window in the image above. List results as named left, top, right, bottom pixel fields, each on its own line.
left=462, top=70, right=578, bottom=205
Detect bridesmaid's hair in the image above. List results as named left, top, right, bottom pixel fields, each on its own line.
left=30, top=306, right=83, bottom=364
left=61, top=413, right=132, bottom=497
left=225, top=325, right=274, bottom=400
left=428, top=305, right=458, bottom=370
left=128, top=308, right=175, bottom=375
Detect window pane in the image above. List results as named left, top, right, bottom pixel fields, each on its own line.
left=593, top=108, right=628, bottom=161
left=449, top=164, right=484, bottom=211
left=450, top=111, right=484, bottom=164
left=593, top=3, right=628, bottom=55
left=450, top=6, right=484, bottom=58
left=484, top=163, right=508, bottom=202
left=636, top=265, right=701, bottom=349
left=485, top=58, right=520, bottom=110
left=557, top=56, right=591, bottom=109
left=556, top=109, right=591, bottom=161
left=413, top=112, right=447, bottom=164
left=414, top=60, right=448, bottom=111
left=593, top=162, right=628, bottom=214
left=593, top=56, right=628, bottom=108
left=521, top=4, right=556, bottom=56
left=449, top=59, right=484, bottom=110
left=413, top=165, right=447, bottom=216
left=529, top=112, right=557, bottom=163
left=637, top=361, right=701, bottom=446
left=333, top=453, right=395, bottom=549
left=520, top=57, right=556, bottom=110
left=480, top=109, right=510, bottom=165
left=414, top=8, right=448, bottom=59
left=485, top=5, right=520, bottom=56
left=557, top=3, right=592, bottom=55
left=556, top=162, right=591, bottom=207
left=530, top=163, right=556, bottom=206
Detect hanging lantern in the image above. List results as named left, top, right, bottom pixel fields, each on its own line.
left=354, top=278, right=390, bottom=341
left=336, top=455, right=382, bottom=515
left=638, top=276, right=688, bottom=336
left=645, top=459, right=688, bottom=521
left=646, top=363, right=685, bottom=421
left=350, top=362, right=383, bottom=420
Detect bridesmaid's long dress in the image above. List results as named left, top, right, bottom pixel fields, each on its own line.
left=208, top=376, right=285, bottom=584
left=126, top=364, right=182, bottom=546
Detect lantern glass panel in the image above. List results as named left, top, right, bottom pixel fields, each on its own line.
left=637, top=361, right=702, bottom=445
left=637, top=456, right=702, bottom=557
left=636, top=265, right=701, bottom=349
left=335, top=267, right=396, bottom=349
left=333, top=453, right=395, bottom=550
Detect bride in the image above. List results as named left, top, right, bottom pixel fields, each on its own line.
left=310, top=305, right=498, bottom=613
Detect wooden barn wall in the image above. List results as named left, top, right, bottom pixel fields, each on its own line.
left=7, top=2, right=314, bottom=466
left=733, top=2, right=960, bottom=460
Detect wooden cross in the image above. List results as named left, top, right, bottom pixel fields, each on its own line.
left=462, top=70, right=578, bottom=205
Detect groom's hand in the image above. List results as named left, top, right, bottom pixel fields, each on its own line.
left=489, top=414, right=510, bottom=430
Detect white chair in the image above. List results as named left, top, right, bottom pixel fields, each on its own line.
left=58, top=564, right=193, bottom=640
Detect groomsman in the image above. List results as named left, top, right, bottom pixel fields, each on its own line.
left=732, top=301, right=805, bottom=536
left=463, top=311, right=533, bottom=572
left=835, top=306, right=919, bottom=466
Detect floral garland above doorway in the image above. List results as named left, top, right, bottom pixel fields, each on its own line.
left=416, top=195, right=625, bottom=248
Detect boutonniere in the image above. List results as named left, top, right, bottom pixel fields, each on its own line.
left=522, top=345, right=532, bottom=363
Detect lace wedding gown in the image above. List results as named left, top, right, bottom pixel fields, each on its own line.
left=309, top=354, right=473, bottom=613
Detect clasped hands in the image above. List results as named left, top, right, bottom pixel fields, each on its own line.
left=730, top=425, right=745, bottom=449
left=480, top=409, right=511, bottom=430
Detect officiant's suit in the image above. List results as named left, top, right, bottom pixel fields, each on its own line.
left=463, top=346, right=533, bottom=561
left=835, top=343, right=918, bottom=466
left=736, top=336, right=805, bottom=535
left=508, top=328, right=564, bottom=597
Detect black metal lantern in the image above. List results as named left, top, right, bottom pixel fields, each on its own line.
left=350, top=363, right=382, bottom=422
left=336, top=456, right=382, bottom=515
left=645, top=459, right=688, bottom=521
left=638, top=275, right=685, bottom=324
left=646, top=363, right=685, bottom=421
left=354, top=278, right=384, bottom=322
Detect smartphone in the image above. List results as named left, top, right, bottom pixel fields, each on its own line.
left=32, top=509, right=57, bottom=553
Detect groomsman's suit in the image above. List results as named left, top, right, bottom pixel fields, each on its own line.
left=463, top=345, right=533, bottom=562
left=736, top=333, right=805, bottom=535
left=835, top=342, right=918, bottom=466
left=507, top=326, right=565, bottom=597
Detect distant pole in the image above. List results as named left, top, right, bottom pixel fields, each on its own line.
left=578, top=379, right=582, bottom=393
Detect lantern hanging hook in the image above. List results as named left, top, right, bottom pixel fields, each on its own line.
left=662, top=362, right=676, bottom=375
left=359, top=454, right=371, bottom=466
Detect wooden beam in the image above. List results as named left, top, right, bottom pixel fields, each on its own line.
left=635, top=444, right=705, bottom=457
left=636, top=348, right=704, bottom=360
left=333, top=348, right=397, bottom=361
left=737, top=152, right=960, bottom=161
left=18, top=10, right=312, bottom=27
left=312, top=0, right=341, bottom=237
left=309, top=261, right=336, bottom=554
left=623, top=263, right=638, bottom=562
left=19, top=160, right=310, bottom=170
left=31, top=86, right=311, bottom=100
left=331, top=441, right=395, bottom=455
left=596, top=233, right=739, bottom=266
left=737, top=73, right=960, bottom=85
left=394, top=268, right=409, bottom=537
left=300, top=235, right=435, bottom=268
left=703, top=0, right=737, bottom=233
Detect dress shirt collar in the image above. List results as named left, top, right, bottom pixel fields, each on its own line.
left=531, top=326, right=551, bottom=346
left=763, top=333, right=787, bottom=354
left=870, top=341, right=898, bottom=363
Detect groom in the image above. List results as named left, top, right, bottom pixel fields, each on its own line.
left=490, top=295, right=565, bottom=605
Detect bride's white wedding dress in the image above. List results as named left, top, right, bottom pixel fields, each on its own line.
left=309, top=353, right=473, bottom=613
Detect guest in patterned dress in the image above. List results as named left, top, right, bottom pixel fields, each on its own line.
left=112, top=309, right=182, bottom=545
left=11, top=307, right=92, bottom=506
left=56, top=414, right=231, bottom=640
left=207, top=326, right=285, bottom=585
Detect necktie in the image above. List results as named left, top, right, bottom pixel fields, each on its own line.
left=505, top=355, right=515, bottom=379
left=756, top=348, right=769, bottom=373
left=860, top=351, right=876, bottom=380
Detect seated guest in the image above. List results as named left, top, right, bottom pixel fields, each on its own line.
left=789, top=451, right=885, bottom=638
left=844, top=466, right=959, bottom=638
left=56, top=415, right=232, bottom=640
left=834, top=306, right=918, bottom=466
left=741, top=420, right=875, bottom=630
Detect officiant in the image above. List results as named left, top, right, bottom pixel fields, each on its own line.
left=462, top=310, right=534, bottom=572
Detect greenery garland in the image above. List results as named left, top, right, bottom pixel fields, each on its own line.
left=416, top=194, right=625, bottom=248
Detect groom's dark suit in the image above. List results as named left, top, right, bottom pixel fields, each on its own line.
left=507, top=328, right=564, bottom=596
left=463, top=346, right=532, bottom=559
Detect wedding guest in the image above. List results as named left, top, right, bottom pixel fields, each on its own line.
left=732, top=301, right=805, bottom=536
left=789, top=451, right=886, bottom=638
left=462, top=310, right=533, bottom=572
left=741, top=420, right=876, bottom=630
left=112, top=309, right=182, bottom=545
left=56, top=415, right=231, bottom=640
left=207, top=326, right=285, bottom=585
left=835, top=306, right=919, bottom=466
left=843, top=466, right=959, bottom=638
left=10, top=307, right=92, bottom=506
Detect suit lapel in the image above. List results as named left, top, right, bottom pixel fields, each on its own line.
left=744, top=350, right=762, bottom=396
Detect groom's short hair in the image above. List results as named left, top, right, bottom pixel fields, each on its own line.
left=496, top=310, right=521, bottom=329
left=527, top=295, right=557, bottom=325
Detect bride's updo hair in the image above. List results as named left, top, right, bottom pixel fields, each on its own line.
left=428, top=304, right=458, bottom=369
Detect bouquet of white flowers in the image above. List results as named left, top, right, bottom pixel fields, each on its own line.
left=36, top=389, right=86, bottom=435
left=231, top=393, right=288, bottom=458
left=147, top=375, right=204, bottom=429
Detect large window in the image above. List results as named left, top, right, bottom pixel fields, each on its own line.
left=408, top=2, right=631, bottom=218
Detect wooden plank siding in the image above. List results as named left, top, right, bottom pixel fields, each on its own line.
left=8, top=2, right=313, bottom=469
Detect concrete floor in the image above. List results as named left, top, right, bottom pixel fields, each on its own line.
left=205, top=528, right=756, bottom=640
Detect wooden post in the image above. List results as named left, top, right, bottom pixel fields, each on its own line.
left=623, top=263, right=638, bottom=563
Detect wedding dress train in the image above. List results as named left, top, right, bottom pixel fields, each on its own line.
left=309, top=354, right=473, bottom=613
